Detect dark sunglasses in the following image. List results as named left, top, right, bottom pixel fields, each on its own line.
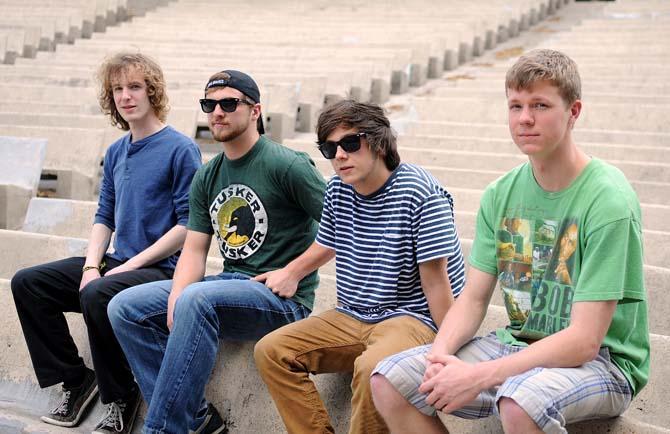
left=317, top=132, right=366, bottom=159
left=199, top=97, right=254, bottom=113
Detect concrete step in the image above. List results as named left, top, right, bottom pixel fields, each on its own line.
left=0, top=226, right=665, bottom=336
left=401, top=120, right=670, bottom=150
left=310, top=154, right=670, bottom=208
left=0, top=137, right=45, bottom=230
left=0, top=110, right=198, bottom=143
left=408, top=97, right=670, bottom=132
left=429, top=76, right=670, bottom=95
left=0, top=124, right=104, bottom=200
left=287, top=137, right=670, bottom=185
left=0, top=276, right=666, bottom=434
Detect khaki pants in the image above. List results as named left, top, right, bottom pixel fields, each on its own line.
left=254, top=309, right=436, bottom=434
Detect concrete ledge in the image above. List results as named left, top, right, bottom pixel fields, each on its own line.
left=0, top=136, right=46, bottom=229
left=296, top=103, right=318, bottom=133
left=409, top=63, right=428, bottom=87
left=391, top=70, right=409, bottom=95
left=0, top=231, right=87, bottom=279
left=265, top=112, right=295, bottom=143
left=21, top=198, right=96, bottom=237
left=0, top=185, right=32, bottom=230
left=370, top=78, right=390, bottom=104
left=427, top=56, right=442, bottom=79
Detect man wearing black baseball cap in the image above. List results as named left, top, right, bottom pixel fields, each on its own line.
left=109, top=70, right=327, bottom=434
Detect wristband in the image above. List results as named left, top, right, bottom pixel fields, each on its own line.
left=82, top=260, right=106, bottom=273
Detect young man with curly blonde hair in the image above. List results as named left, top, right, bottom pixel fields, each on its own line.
left=11, top=52, right=201, bottom=433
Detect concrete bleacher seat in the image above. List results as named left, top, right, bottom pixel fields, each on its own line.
left=0, top=0, right=134, bottom=66
left=21, top=198, right=96, bottom=237
left=408, top=96, right=670, bottom=131
left=18, top=197, right=667, bottom=336
left=0, top=222, right=667, bottom=433
left=0, top=137, right=45, bottom=230
left=0, top=125, right=105, bottom=200
left=0, top=110, right=197, bottom=145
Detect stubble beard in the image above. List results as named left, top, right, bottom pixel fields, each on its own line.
left=210, top=118, right=250, bottom=143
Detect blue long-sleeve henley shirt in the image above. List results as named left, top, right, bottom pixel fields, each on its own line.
left=94, top=126, right=202, bottom=269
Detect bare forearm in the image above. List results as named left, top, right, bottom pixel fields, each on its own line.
left=431, top=296, right=489, bottom=355
left=170, top=249, right=206, bottom=298
left=420, top=258, right=454, bottom=328
left=85, top=223, right=112, bottom=266
left=430, top=267, right=497, bottom=356
left=285, top=242, right=335, bottom=280
left=125, top=225, right=187, bottom=269
left=426, top=290, right=452, bottom=328
left=482, top=300, right=617, bottom=388
left=480, top=326, right=600, bottom=389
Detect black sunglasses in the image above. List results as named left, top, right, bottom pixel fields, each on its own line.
left=317, top=132, right=366, bottom=159
left=199, top=98, right=254, bottom=113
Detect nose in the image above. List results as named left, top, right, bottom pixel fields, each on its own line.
left=334, top=145, right=348, bottom=159
left=519, top=105, right=534, bottom=125
left=212, top=102, right=226, bottom=116
left=119, top=86, right=131, bottom=100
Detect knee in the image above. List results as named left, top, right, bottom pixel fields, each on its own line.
left=174, top=284, right=211, bottom=317
left=107, top=292, right=126, bottom=328
left=353, top=353, right=378, bottom=386
left=370, top=374, right=403, bottom=415
left=10, top=268, right=32, bottom=299
left=499, top=397, right=538, bottom=434
left=253, top=329, right=285, bottom=372
left=79, top=279, right=108, bottom=314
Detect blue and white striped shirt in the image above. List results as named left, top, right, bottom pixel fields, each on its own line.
left=316, top=163, right=465, bottom=330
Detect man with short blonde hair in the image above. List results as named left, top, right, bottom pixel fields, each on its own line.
left=371, top=49, right=649, bottom=434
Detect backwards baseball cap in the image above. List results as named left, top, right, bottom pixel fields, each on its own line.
left=204, top=70, right=265, bottom=134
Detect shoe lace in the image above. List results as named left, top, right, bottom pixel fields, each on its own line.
left=50, top=389, right=72, bottom=415
left=98, top=401, right=126, bottom=432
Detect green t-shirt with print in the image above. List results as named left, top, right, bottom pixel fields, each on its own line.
left=187, top=136, right=327, bottom=310
left=470, top=158, right=649, bottom=395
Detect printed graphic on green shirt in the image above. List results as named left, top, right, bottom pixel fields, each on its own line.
left=496, top=216, right=578, bottom=339
left=209, top=183, right=268, bottom=261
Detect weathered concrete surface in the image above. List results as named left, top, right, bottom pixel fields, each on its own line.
left=2, top=288, right=667, bottom=433
left=0, top=136, right=46, bottom=229
left=0, top=185, right=33, bottom=231
left=0, top=136, right=46, bottom=192
left=407, top=97, right=670, bottom=132
left=0, top=230, right=87, bottom=279
left=22, top=198, right=97, bottom=237
left=402, top=120, right=670, bottom=148
left=0, top=125, right=105, bottom=200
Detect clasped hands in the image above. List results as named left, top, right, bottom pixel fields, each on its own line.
left=420, top=353, right=486, bottom=414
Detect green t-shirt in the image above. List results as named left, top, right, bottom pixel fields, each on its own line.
left=187, top=136, right=327, bottom=310
left=470, top=158, right=650, bottom=395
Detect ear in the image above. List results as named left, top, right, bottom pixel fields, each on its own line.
left=567, top=99, right=582, bottom=129
left=251, top=103, right=262, bottom=121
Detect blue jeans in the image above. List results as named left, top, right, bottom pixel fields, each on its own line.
left=107, top=272, right=310, bottom=434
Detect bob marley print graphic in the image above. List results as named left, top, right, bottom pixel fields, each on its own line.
left=554, top=223, right=577, bottom=285
left=210, top=184, right=268, bottom=261
left=496, top=215, right=578, bottom=340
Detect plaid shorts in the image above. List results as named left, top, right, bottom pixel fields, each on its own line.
left=372, top=333, right=633, bottom=434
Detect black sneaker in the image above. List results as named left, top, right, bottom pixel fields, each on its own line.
left=190, top=403, right=228, bottom=434
left=92, top=388, right=141, bottom=434
left=41, top=369, right=98, bottom=427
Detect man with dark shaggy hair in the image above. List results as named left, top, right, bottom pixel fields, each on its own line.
left=254, top=100, right=466, bottom=434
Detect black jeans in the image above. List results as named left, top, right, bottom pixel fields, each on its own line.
left=10, top=255, right=173, bottom=404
